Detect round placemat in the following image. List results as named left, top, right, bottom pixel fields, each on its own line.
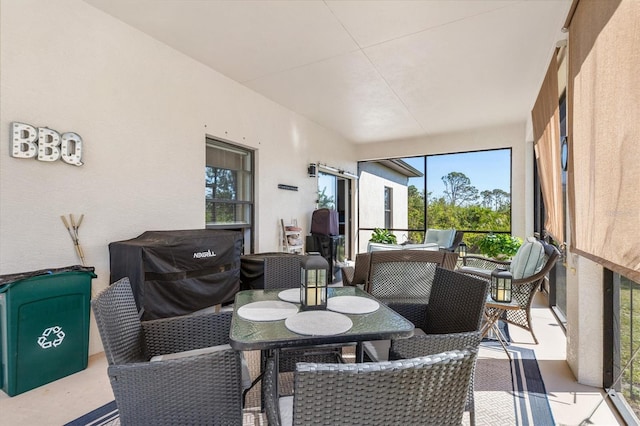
left=284, top=310, right=353, bottom=336
left=327, top=295, right=380, bottom=314
left=237, top=300, right=299, bottom=321
left=278, top=288, right=300, bottom=303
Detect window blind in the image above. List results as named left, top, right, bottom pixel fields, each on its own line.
left=532, top=52, right=563, bottom=244
left=566, top=0, right=640, bottom=281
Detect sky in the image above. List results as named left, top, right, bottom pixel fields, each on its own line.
left=402, top=149, right=511, bottom=198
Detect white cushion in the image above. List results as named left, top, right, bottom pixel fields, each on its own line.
left=190, top=304, right=234, bottom=315
left=150, top=344, right=231, bottom=362
left=424, top=229, right=456, bottom=248
left=279, top=396, right=294, bottom=426
left=363, top=339, right=391, bottom=362
left=402, top=243, right=439, bottom=251
left=368, top=242, right=442, bottom=252
left=151, top=344, right=252, bottom=389
left=457, top=266, right=492, bottom=278
left=363, top=328, right=426, bottom=362
left=367, top=242, right=399, bottom=252
left=510, top=237, right=546, bottom=279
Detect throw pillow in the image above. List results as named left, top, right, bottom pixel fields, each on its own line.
left=510, top=237, right=546, bottom=279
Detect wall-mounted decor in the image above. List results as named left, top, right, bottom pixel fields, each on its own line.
left=278, top=184, right=298, bottom=191
left=11, top=122, right=84, bottom=166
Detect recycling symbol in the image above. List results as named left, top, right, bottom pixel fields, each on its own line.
left=37, top=326, right=65, bottom=349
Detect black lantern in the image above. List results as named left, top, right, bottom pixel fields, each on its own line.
left=300, top=253, right=329, bottom=310
left=490, top=267, right=513, bottom=303
left=457, top=242, right=467, bottom=258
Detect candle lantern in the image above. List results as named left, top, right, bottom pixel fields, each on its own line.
left=300, top=253, right=329, bottom=310
left=457, top=242, right=467, bottom=258
left=490, top=267, right=513, bottom=303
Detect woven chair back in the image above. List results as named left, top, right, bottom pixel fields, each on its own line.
left=263, top=255, right=301, bottom=289
left=366, top=250, right=449, bottom=300
left=291, top=349, right=477, bottom=425
left=91, top=277, right=147, bottom=364
left=424, top=268, right=489, bottom=334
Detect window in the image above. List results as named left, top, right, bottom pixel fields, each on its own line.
left=357, top=149, right=511, bottom=252
left=205, top=138, right=254, bottom=251
left=317, top=172, right=337, bottom=209
left=384, top=187, right=392, bottom=229
left=607, top=271, right=640, bottom=423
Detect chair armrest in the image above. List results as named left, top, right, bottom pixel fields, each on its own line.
left=389, top=331, right=482, bottom=361
left=386, top=301, right=429, bottom=329
left=341, top=265, right=355, bottom=286
left=142, top=311, right=232, bottom=356
left=461, top=255, right=510, bottom=269
left=108, top=349, right=243, bottom=424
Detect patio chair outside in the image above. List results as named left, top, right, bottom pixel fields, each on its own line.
left=91, top=277, right=243, bottom=425
left=446, top=230, right=465, bottom=252
left=423, top=228, right=457, bottom=249
left=457, top=236, right=561, bottom=343
left=264, top=348, right=478, bottom=426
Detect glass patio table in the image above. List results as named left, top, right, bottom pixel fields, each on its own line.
left=229, top=286, right=415, bottom=361
left=230, top=286, right=415, bottom=406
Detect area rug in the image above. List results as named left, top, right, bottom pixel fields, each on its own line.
left=475, top=341, right=555, bottom=426
left=66, top=341, right=553, bottom=426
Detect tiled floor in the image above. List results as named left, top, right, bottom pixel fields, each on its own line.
left=0, top=291, right=623, bottom=425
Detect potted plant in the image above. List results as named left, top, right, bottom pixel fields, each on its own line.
left=369, top=228, right=397, bottom=244
left=475, top=233, right=522, bottom=260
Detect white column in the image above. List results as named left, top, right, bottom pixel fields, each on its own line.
left=566, top=253, right=604, bottom=387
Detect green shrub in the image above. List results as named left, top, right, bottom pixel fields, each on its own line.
left=476, top=233, right=522, bottom=259
left=370, top=228, right=397, bottom=244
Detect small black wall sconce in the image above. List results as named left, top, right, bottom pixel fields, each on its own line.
left=308, top=163, right=317, bottom=177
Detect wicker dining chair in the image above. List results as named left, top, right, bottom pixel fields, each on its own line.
left=457, top=236, right=561, bottom=344
left=386, top=267, right=489, bottom=426
left=365, top=249, right=458, bottom=326
left=264, top=348, right=478, bottom=426
left=91, top=277, right=244, bottom=425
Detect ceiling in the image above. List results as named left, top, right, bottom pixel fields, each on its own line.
left=84, top=0, right=570, bottom=144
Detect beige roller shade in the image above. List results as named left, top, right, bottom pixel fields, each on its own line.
left=566, top=0, right=640, bottom=281
left=532, top=53, right=563, bottom=244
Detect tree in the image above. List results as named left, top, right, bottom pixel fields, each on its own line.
left=407, top=185, right=426, bottom=243
left=481, top=188, right=510, bottom=211
left=481, top=190, right=494, bottom=208
left=317, top=187, right=335, bottom=208
left=441, top=172, right=479, bottom=207
left=406, top=170, right=511, bottom=252
left=206, top=167, right=237, bottom=222
left=492, top=189, right=510, bottom=211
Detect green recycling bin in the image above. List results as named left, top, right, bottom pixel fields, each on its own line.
left=0, top=265, right=96, bottom=396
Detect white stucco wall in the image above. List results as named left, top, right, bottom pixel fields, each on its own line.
left=0, top=0, right=357, bottom=355
left=357, top=171, right=409, bottom=253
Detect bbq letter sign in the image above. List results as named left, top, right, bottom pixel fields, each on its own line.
left=10, top=122, right=84, bottom=166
